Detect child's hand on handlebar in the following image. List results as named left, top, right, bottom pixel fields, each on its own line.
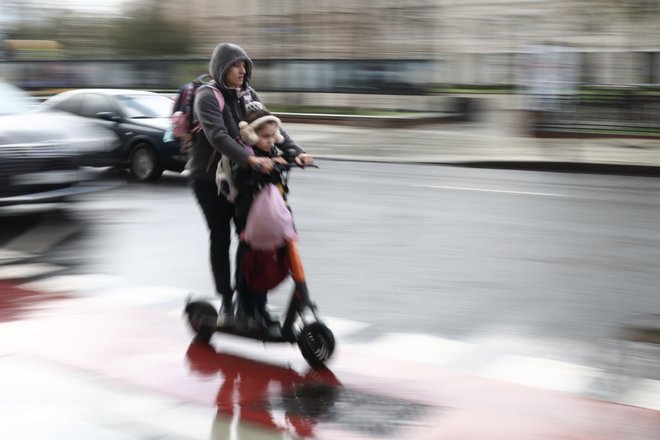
left=247, top=156, right=276, bottom=173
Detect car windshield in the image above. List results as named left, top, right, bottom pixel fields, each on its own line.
left=116, top=94, right=173, bottom=119
left=0, top=81, right=39, bottom=115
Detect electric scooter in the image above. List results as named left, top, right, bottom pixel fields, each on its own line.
left=183, top=163, right=335, bottom=368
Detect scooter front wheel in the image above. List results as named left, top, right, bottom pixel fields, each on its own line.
left=297, top=322, right=335, bottom=367
left=185, top=301, right=217, bottom=344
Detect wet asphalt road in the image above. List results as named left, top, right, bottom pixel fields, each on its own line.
left=3, top=160, right=660, bottom=386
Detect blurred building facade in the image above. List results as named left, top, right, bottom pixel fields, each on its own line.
left=2, top=0, right=660, bottom=86
left=156, top=0, right=660, bottom=85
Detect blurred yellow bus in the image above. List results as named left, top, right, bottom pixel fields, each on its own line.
left=2, top=39, right=65, bottom=60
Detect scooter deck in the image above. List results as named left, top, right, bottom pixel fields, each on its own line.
left=214, top=323, right=295, bottom=343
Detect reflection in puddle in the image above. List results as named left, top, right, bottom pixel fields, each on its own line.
left=185, top=341, right=434, bottom=439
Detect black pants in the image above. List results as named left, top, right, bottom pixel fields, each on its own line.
left=190, top=178, right=234, bottom=306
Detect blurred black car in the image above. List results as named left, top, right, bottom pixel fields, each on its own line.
left=0, top=80, right=116, bottom=207
left=41, top=89, right=186, bottom=181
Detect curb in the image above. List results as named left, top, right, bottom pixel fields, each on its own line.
left=277, top=112, right=463, bottom=128
left=311, top=156, right=660, bottom=177
left=451, top=161, right=660, bottom=176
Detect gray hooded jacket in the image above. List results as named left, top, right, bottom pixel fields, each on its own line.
left=187, top=43, right=303, bottom=182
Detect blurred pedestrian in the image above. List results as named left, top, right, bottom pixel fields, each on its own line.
left=187, top=42, right=304, bottom=326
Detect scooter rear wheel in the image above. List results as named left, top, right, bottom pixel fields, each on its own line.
left=297, top=322, right=335, bottom=367
left=185, top=301, right=217, bottom=344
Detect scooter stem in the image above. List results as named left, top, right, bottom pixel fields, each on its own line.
left=287, top=240, right=305, bottom=283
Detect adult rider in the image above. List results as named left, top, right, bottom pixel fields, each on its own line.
left=186, top=42, right=312, bottom=325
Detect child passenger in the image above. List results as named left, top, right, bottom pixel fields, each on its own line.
left=232, top=103, right=313, bottom=331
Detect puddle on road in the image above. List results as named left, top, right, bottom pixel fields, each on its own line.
left=273, top=382, right=438, bottom=437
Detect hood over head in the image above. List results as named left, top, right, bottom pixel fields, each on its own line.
left=209, top=43, right=253, bottom=92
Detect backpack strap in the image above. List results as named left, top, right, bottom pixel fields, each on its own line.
left=172, top=84, right=188, bottom=113
left=183, top=74, right=210, bottom=124
left=192, top=84, right=225, bottom=134
left=198, top=83, right=225, bottom=112
left=211, top=87, right=225, bottom=112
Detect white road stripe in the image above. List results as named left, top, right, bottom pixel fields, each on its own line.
left=0, top=355, right=233, bottom=440
left=19, top=274, right=123, bottom=293
left=321, top=316, right=371, bottom=339
left=90, top=285, right=195, bottom=306
left=0, top=263, right=65, bottom=280
left=618, top=378, right=660, bottom=411
left=478, top=355, right=600, bottom=394
left=415, top=184, right=567, bottom=197
left=0, top=248, right=36, bottom=264
left=350, top=332, right=474, bottom=367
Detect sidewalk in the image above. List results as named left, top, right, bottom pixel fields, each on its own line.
left=280, top=100, right=660, bottom=175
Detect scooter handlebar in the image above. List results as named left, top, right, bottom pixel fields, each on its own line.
left=283, top=162, right=318, bottom=170
left=264, top=160, right=318, bottom=173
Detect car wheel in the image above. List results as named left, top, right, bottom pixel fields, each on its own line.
left=130, top=143, right=163, bottom=181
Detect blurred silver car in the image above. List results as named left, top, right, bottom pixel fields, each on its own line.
left=0, top=80, right=116, bottom=206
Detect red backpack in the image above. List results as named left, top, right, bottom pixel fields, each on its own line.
left=242, top=246, right=290, bottom=292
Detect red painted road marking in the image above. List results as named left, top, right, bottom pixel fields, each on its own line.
left=1, top=292, right=659, bottom=439
left=0, top=280, right=72, bottom=322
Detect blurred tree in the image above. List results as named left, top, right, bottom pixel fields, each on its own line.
left=6, top=10, right=61, bottom=41
left=5, top=0, right=194, bottom=58
left=109, top=0, right=194, bottom=57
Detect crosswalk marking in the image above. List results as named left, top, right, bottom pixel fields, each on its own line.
left=478, top=355, right=601, bottom=394
left=19, top=274, right=124, bottom=293
left=321, top=316, right=371, bottom=339
left=0, top=355, right=229, bottom=440
left=618, top=378, right=660, bottom=411
left=89, top=285, right=194, bottom=306
left=350, top=333, right=474, bottom=367
left=0, top=263, right=65, bottom=280
left=0, top=248, right=36, bottom=264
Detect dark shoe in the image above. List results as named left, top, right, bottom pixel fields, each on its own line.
left=216, top=303, right=235, bottom=327
left=234, top=305, right=257, bottom=329
left=257, top=304, right=279, bottom=326
left=248, top=314, right=281, bottom=338
left=235, top=305, right=276, bottom=334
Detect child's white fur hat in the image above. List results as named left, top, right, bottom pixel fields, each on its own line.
left=239, top=103, right=285, bottom=145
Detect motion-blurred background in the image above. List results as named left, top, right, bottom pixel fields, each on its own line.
left=2, top=4, right=660, bottom=438
left=3, top=0, right=660, bottom=136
